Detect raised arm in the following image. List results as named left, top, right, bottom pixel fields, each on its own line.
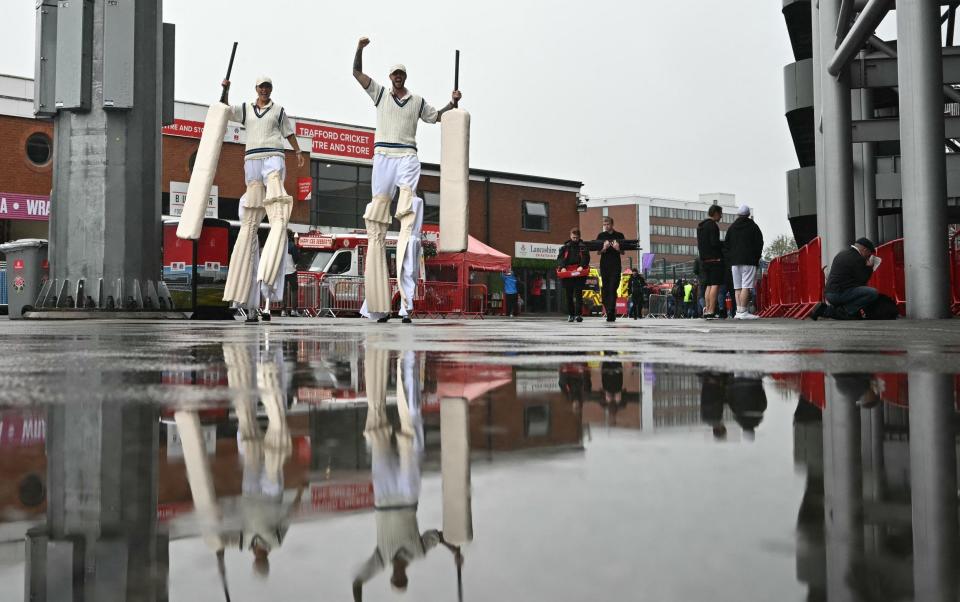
left=353, top=37, right=372, bottom=89
left=436, top=90, right=463, bottom=122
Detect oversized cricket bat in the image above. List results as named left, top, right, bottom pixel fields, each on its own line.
left=439, top=50, right=470, bottom=253
left=440, top=396, right=473, bottom=545
left=177, top=43, right=238, bottom=240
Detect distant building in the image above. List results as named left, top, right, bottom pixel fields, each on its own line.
left=580, top=193, right=738, bottom=277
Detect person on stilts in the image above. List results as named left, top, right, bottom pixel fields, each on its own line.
left=353, top=36, right=461, bottom=323
left=221, top=76, right=304, bottom=322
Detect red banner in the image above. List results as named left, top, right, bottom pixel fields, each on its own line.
left=295, top=122, right=374, bottom=160
left=162, top=118, right=206, bottom=139
left=311, top=482, right=374, bottom=512
left=297, top=177, right=312, bottom=201
left=0, top=411, right=46, bottom=448
left=0, top=192, right=50, bottom=221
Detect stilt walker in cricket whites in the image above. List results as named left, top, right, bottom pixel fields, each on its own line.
left=353, top=37, right=462, bottom=323
left=220, top=76, right=305, bottom=316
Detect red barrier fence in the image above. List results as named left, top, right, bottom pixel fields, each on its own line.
left=868, top=240, right=907, bottom=316
left=758, top=235, right=959, bottom=319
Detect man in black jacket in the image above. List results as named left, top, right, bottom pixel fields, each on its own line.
left=556, top=227, right=591, bottom=323
left=627, top=268, right=646, bottom=319
left=723, top=205, right=764, bottom=319
left=595, top=216, right=625, bottom=322
left=811, top=237, right=880, bottom=320
left=696, top=205, right=724, bottom=319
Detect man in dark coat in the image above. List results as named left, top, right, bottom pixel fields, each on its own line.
left=696, top=205, right=724, bottom=319
left=723, top=205, right=764, bottom=319
left=595, top=216, right=625, bottom=322
left=811, top=237, right=880, bottom=320
left=627, top=268, right=646, bottom=319
left=556, top=227, right=591, bottom=323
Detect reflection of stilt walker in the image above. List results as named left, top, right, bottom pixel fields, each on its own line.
left=224, top=340, right=302, bottom=578
left=221, top=76, right=304, bottom=320
left=354, top=348, right=460, bottom=599
left=352, top=37, right=462, bottom=322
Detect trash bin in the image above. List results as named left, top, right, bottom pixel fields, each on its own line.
left=0, top=239, right=49, bottom=319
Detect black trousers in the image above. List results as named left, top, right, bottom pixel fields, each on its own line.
left=629, top=294, right=644, bottom=318
left=504, top=293, right=518, bottom=316
left=562, top=278, right=585, bottom=317
left=600, top=267, right=621, bottom=318
left=284, top=273, right=298, bottom=310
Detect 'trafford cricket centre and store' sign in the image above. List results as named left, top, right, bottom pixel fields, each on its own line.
left=296, top=122, right=375, bottom=162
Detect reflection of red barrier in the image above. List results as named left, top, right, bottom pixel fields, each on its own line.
left=868, top=239, right=906, bottom=316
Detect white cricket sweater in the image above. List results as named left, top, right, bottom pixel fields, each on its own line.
left=229, top=100, right=295, bottom=161
left=365, top=79, right=439, bottom=157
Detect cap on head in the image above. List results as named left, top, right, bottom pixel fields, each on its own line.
left=389, top=64, right=407, bottom=76
left=737, top=204, right=751, bottom=216
left=256, top=75, right=272, bottom=87
left=855, top=237, right=876, bottom=253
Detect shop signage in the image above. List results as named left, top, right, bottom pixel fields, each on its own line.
left=515, top=241, right=563, bottom=260
left=295, top=121, right=375, bottom=161
left=0, top=193, right=50, bottom=221
left=162, top=118, right=244, bottom=144
left=297, top=177, right=312, bottom=201
left=170, top=181, right=218, bottom=218
left=516, top=370, right=561, bottom=395
left=0, top=411, right=46, bottom=448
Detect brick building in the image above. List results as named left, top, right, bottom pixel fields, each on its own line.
left=580, top=193, right=738, bottom=279
left=0, top=73, right=582, bottom=313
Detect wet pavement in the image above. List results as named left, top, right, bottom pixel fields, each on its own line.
left=0, top=316, right=958, bottom=601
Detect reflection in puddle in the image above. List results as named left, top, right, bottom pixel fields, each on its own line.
left=0, top=335, right=958, bottom=600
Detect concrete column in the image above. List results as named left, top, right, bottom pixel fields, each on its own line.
left=897, top=0, right=953, bottom=318
left=822, top=377, right=864, bottom=602
left=852, top=88, right=878, bottom=241
left=49, top=0, right=164, bottom=309
left=812, top=0, right=856, bottom=264
left=908, top=372, right=958, bottom=602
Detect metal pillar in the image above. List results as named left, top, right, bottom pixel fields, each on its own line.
left=813, top=0, right=856, bottom=264
left=907, top=372, right=958, bottom=602
left=897, top=0, right=953, bottom=318
left=822, top=377, right=864, bottom=602
left=852, top=87, right=878, bottom=241
left=43, top=0, right=168, bottom=312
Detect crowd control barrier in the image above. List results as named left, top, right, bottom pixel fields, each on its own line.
left=759, top=235, right=959, bottom=318
left=647, top=294, right=670, bottom=318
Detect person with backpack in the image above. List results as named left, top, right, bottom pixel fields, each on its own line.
left=810, top=237, right=882, bottom=320
left=723, top=205, right=764, bottom=320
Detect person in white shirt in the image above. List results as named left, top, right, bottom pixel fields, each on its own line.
left=352, top=37, right=461, bottom=323
left=220, top=76, right=305, bottom=321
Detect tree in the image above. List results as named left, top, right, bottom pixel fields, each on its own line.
left=763, top=234, right=798, bottom=262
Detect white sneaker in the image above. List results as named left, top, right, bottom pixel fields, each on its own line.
left=739, top=312, right=759, bottom=320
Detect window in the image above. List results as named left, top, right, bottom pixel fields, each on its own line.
left=25, top=133, right=52, bottom=166
left=522, top=201, right=549, bottom=231
left=422, top=191, right=440, bottom=225
left=651, top=225, right=698, bottom=238
left=524, top=405, right=551, bottom=437
left=297, top=250, right=334, bottom=272
left=326, top=250, right=352, bottom=275
left=651, top=243, right=698, bottom=255
left=311, top=161, right=368, bottom=229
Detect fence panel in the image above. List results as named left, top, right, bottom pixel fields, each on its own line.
left=647, top=294, right=669, bottom=318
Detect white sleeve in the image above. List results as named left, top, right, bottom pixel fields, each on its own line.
left=418, top=98, right=439, bottom=124
left=279, top=107, right=295, bottom=138
left=366, top=79, right=386, bottom=106
left=229, top=103, right=245, bottom=124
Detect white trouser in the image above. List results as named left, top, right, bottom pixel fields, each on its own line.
left=361, top=154, right=422, bottom=317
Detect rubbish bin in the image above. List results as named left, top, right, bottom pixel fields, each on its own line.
left=0, top=239, right=49, bottom=319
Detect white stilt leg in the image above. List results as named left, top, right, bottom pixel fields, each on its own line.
left=363, top=194, right=393, bottom=314
left=223, top=183, right=265, bottom=304
left=257, top=171, right=293, bottom=286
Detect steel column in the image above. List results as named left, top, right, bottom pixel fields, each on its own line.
left=897, top=0, right=953, bottom=318
left=907, top=373, right=958, bottom=602
left=828, top=0, right=893, bottom=76
left=852, top=87, right=878, bottom=240
left=813, top=0, right=856, bottom=265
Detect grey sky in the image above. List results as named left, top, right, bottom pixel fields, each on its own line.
left=0, top=0, right=830, bottom=238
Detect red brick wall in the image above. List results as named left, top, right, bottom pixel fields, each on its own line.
left=161, top=135, right=311, bottom=223
left=579, top=205, right=638, bottom=240
left=0, top=116, right=54, bottom=195
left=419, top=175, right=581, bottom=256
